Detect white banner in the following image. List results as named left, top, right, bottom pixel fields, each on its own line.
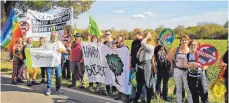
left=26, top=8, right=72, bottom=41
left=82, top=42, right=131, bottom=94
left=25, top=48, right=61, bottom=68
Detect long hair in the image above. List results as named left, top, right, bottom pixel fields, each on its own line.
left=144, top=31, right=155, bottom=46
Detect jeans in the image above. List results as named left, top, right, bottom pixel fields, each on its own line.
left=134, top=68, right=152, bottom=103
left=47, top=64, right=61, bottom=90
left=156, top=70, right=170, bottom=100
left=187, top=72, right=209, bottom=103
left=174, top=68, right=193, bottom=103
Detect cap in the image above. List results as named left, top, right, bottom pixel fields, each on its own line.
left=74, top=33, right=81, bottom=37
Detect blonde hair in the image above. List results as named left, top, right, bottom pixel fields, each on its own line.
left=144, top=31, right=155, bottom=46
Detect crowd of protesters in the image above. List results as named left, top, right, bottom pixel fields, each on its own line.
left=10, top=26, right=228, bottom=103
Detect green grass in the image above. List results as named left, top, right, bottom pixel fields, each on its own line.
left=1, top=39, right=227, bottom=103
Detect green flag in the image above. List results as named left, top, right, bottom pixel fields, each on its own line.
left=88, top=16, right=102, bottom=37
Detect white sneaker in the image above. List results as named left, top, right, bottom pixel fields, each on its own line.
left=45, top=88, right=52, bottom=96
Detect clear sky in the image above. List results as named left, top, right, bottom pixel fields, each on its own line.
left=73, top=1, right=228, bottom=30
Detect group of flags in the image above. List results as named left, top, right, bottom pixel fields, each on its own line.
left=1, top=8, right=102, bottom=52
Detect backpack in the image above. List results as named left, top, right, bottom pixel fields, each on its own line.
left=187, top=53, right=203, bottom=78
left=156, top=45, right=171, bottom=71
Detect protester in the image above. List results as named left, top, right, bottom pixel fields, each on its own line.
left=126, top=28, right=147, bottom=103
left=21, top=34, right=27, bottom=79
left=219, top=50, right=228, bottom=103
left=44, top=31, right=67, bottom=96
left=68, top=33, right=85, bottom=88
left=134, top=31, right=155, bottom=103
left=61, top=26, right=72, bottom=80
left=169, top=34, right=193, bottom=103
left=12, top=37, right=24, bottom=84
left=154, top=44, right=171, bottom=101
left=111, top=35, right=130, bottom=101
left=103, top=30, right=117, bottom=96
left=183, top=40, right=209, bottom=103
left=38, top=37, right=47, bottom=84
left=88, top=35, right=100, bottom=92
left=23, top=37, right=39, bottom=86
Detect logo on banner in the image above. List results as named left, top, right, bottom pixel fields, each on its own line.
left=35, top=54, right=54, bottom=60
left=19, top=21, right=30, bottom=32
left=159, top=28, right=174, bottom=46
left=195, top=44, right=218, bottom=66
left=106, top=54, right=124, bottom=85
left=131, top=72, right=137, bottom=87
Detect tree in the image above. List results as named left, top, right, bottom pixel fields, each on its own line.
left=174, top=25, right=186, bottom=38
left=155, top=25, right=165, bottom=36
left=1, top=1, right=94, bottom=26
left=224, top=21, right=228, bottom=28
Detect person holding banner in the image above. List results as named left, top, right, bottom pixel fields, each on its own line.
left=134, top=31, right=155, bottom=103
left=169, top=35, right=193, bottom=103
left=68, top=33, right=85, bottom=89
left=103, top=30, right=117, bottom=96
left=183, top=40, right=209, bottom=103
left=12, top=37, right=24, bottom=84
left=39, top=37, right=47, bottom=84
left=218, top=50, right=228, bottom=103
left=23, top=37, right=39, bottom=86
left=45, top=31, right=67, bottom=96
left=88, top=35, right=100, bottom=92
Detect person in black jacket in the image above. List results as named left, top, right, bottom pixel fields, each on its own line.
left=125, top=28, right=147, bottom=103
left=154, top=45, right=171, bottom=101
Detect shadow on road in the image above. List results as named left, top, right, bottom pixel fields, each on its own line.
left=1, top=75, right=117, bottom=103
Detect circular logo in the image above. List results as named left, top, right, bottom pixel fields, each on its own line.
left=35, top=55, right=41, bottom=59
left=195, top=44, right=218, bottom=66
left=159, top=28, right=174, bottom=46
left=19, top=21, right=30, bottom=33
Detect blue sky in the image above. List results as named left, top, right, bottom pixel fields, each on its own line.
left=73, top=1, right=228, bottom=30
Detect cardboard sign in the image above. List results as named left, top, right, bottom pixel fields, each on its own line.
left=19, top=21, right=30, bottom=33
left=159, top=28, right=174, bottom=46
left=195, top=44, right=218, bottom=66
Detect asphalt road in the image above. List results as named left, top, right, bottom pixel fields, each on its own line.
left=1, top=74, right=122, bottom=103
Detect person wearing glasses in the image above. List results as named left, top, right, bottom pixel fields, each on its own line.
left=103, top=30, right=117, bottom=96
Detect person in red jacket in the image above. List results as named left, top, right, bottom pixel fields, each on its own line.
left=68, top=33, right=85, bottom=88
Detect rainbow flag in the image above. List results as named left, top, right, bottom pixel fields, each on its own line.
left=1, top=8, right=22, bottom=52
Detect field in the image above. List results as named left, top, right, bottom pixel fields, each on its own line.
left=1, top=39, right=227, bottom=103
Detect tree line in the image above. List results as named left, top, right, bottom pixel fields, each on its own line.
left=76, top=21, right=228, bottom=40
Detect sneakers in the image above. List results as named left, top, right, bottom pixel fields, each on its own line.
left=56, top=89, right=64, bottom=95
left=68, top=84, right=75, bottom=88
left=12, top=79, right=17, bottom=85
left=45, top=88, right=52, bottom=96
left=17, top=79, right=24, bottom=83
left=141, top=99, right=146, bottom=103
left=27, top=80, right=32, bottom=86
left=32, top=80, right=39, bottom=85
left=114, top=95, right=122, bottom=100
